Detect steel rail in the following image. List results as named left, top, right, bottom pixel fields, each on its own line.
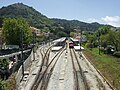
left=70, top=48, right=89, bottom=90
left=40, top=46, right=66, bottom=90
left=70, top=49, right=79, bottom=90
left=31, top=46, right=66, bottom=90
left=73, top=49, right=89, bottom=90
left=81, top=52, right=115, bottom=90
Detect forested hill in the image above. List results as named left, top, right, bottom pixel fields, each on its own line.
left=51, top=18, right=114, bottom=32
left=0, top=3, right=54, bottom=29
left=0, top=3, right=114, bottom=34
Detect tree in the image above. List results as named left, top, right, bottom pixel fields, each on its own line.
left=97, top=26, right=109, bottom=35
left=106, top=30, right=120, bottom=51
left=0, top=17, right=4, bottom=28
left=0, top=58, right=10, bottom=80
left=57, top=31, right=67, bottom=37
left=100, top=34, right=108, bottom=48
left=97, top=26, right=120, bottom=52
left=0, top=59, right=9, bottom=68
left=70, top=32, right=75, bottom=37
left=0, top=80, right=7, bottom=90
left=92, top=26, right=110, bottom=48
left=2, top=18, right=32, bottom=46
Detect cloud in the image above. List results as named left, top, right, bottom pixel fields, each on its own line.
left=87, top=16, right=120, bottom=27
left=101, top=16, right=120, bottom=22
left=101, top=16, right=120, bottom=27
left=87, top=18, right=100, bottom=23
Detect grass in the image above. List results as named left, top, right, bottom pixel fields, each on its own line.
left=0, top=74, right=16, bottom=90
left=83, top=48, right=120, bottom=90
left=6, top=74, right=16, bottom=90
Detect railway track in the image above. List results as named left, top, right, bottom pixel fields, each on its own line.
left=39, top=46, right=51, bottom=90
left=31, top=45, right=66, bottom=90
left=24, top=40, right=115, bottom=90
left=39, top=45, right=49, bottom=59
left=70, top=48, right=88, bottom=90
left=80, top=52, right=115, bottom=90
left=39, top=46, right=45, bottom=60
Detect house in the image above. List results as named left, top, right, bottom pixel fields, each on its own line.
left=30, top=26, right=41, bottom=36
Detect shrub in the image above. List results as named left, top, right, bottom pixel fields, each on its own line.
left=85, top=43, right=90, bottom=48
left=113, top=51, right=120, bottom=57
left=0, top=80, right=7, bottom=90
left=6, top=74, right=16, bottom=90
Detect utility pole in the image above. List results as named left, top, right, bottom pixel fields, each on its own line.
left=48, top=32, right=50, bottom=46
left=98, top=31, right=100, bottom=55
left=80, top=29, right=82, bottom=57
left=80, top=30, right=82, bottom=51
left=98, top=32, right=100, bottom=55
left=32, top=31, right=36, bottom=61
left=20, top=27, right=24, bottom=77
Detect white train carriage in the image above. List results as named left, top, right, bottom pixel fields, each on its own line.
left=51, top=46, right=63, bottom=51
left=52, top=37, right=66, bottom=45
left=52, top=37, right=66, bottom=51
left=74, top=46, right=84, bottom=51
left=70, top=37, right=84, bottom=51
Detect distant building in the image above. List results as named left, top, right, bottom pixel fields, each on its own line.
left=75, top=35, right=87, bottom=42
left=76, top=36, right=81, bottom=40
left=30, top=26, right=41, bottom=36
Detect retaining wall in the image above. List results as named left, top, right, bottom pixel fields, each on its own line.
left=15, top=50, right=33, bottom=87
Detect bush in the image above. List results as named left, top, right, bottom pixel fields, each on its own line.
left=85, top=43, right=93, bottom=48
left=6, top=74, right=16, bottom=90
left=113, top=51, right=120, bottom=57
left=93, top=42, right=98, bottom=48
left=0, top=80, right=7, bottom=90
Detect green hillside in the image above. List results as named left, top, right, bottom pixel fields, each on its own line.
left=51, top=18, right=114, bottom=32
left=0, top=3, right=54, bottom=29
left=0, top=3, right=115, bottom=36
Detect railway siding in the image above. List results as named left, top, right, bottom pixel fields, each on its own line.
left=75, top=51, right=113, bottom=90
left=17, top=38, right=115, bottom=90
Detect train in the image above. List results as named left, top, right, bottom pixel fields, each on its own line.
left=69, top=41, right=74, bottom=48
left=52, top=37, right=67, bottom=51
left=69, top=37, right=85, bottom=50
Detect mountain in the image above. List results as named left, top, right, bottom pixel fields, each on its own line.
left=51, top=18, right=114, bottom=32
left=0, top=3, right=115, bottom=35
left=0, top=3, right=54, bottom=29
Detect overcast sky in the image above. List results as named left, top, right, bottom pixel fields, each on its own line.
left=0, top=0, right=120, bottom=27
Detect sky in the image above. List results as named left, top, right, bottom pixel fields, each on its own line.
left=0, top=0, right=120, bottom=27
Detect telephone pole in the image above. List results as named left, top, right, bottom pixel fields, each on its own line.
left=32, top=31, right=36, bottom=61
left=20, top=27, right=24, bottom=77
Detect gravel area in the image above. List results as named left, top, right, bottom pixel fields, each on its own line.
left=63, top=49, right=74, bottom=90
left=47, top=50, right=65, bottom=90
left=47, top=49, right=74, bottom=90
left=18, top=45, right=48, bottom=90
left=76, top=51, right=112, bottom=90
left=48, top=51, right=57, bottom=64
left=18, top=42, right=113, bottom=90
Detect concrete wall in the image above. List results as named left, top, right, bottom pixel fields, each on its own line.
left=24, top=50, right=33, bottom=71
left=15, top=50, right=33, bottom=87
